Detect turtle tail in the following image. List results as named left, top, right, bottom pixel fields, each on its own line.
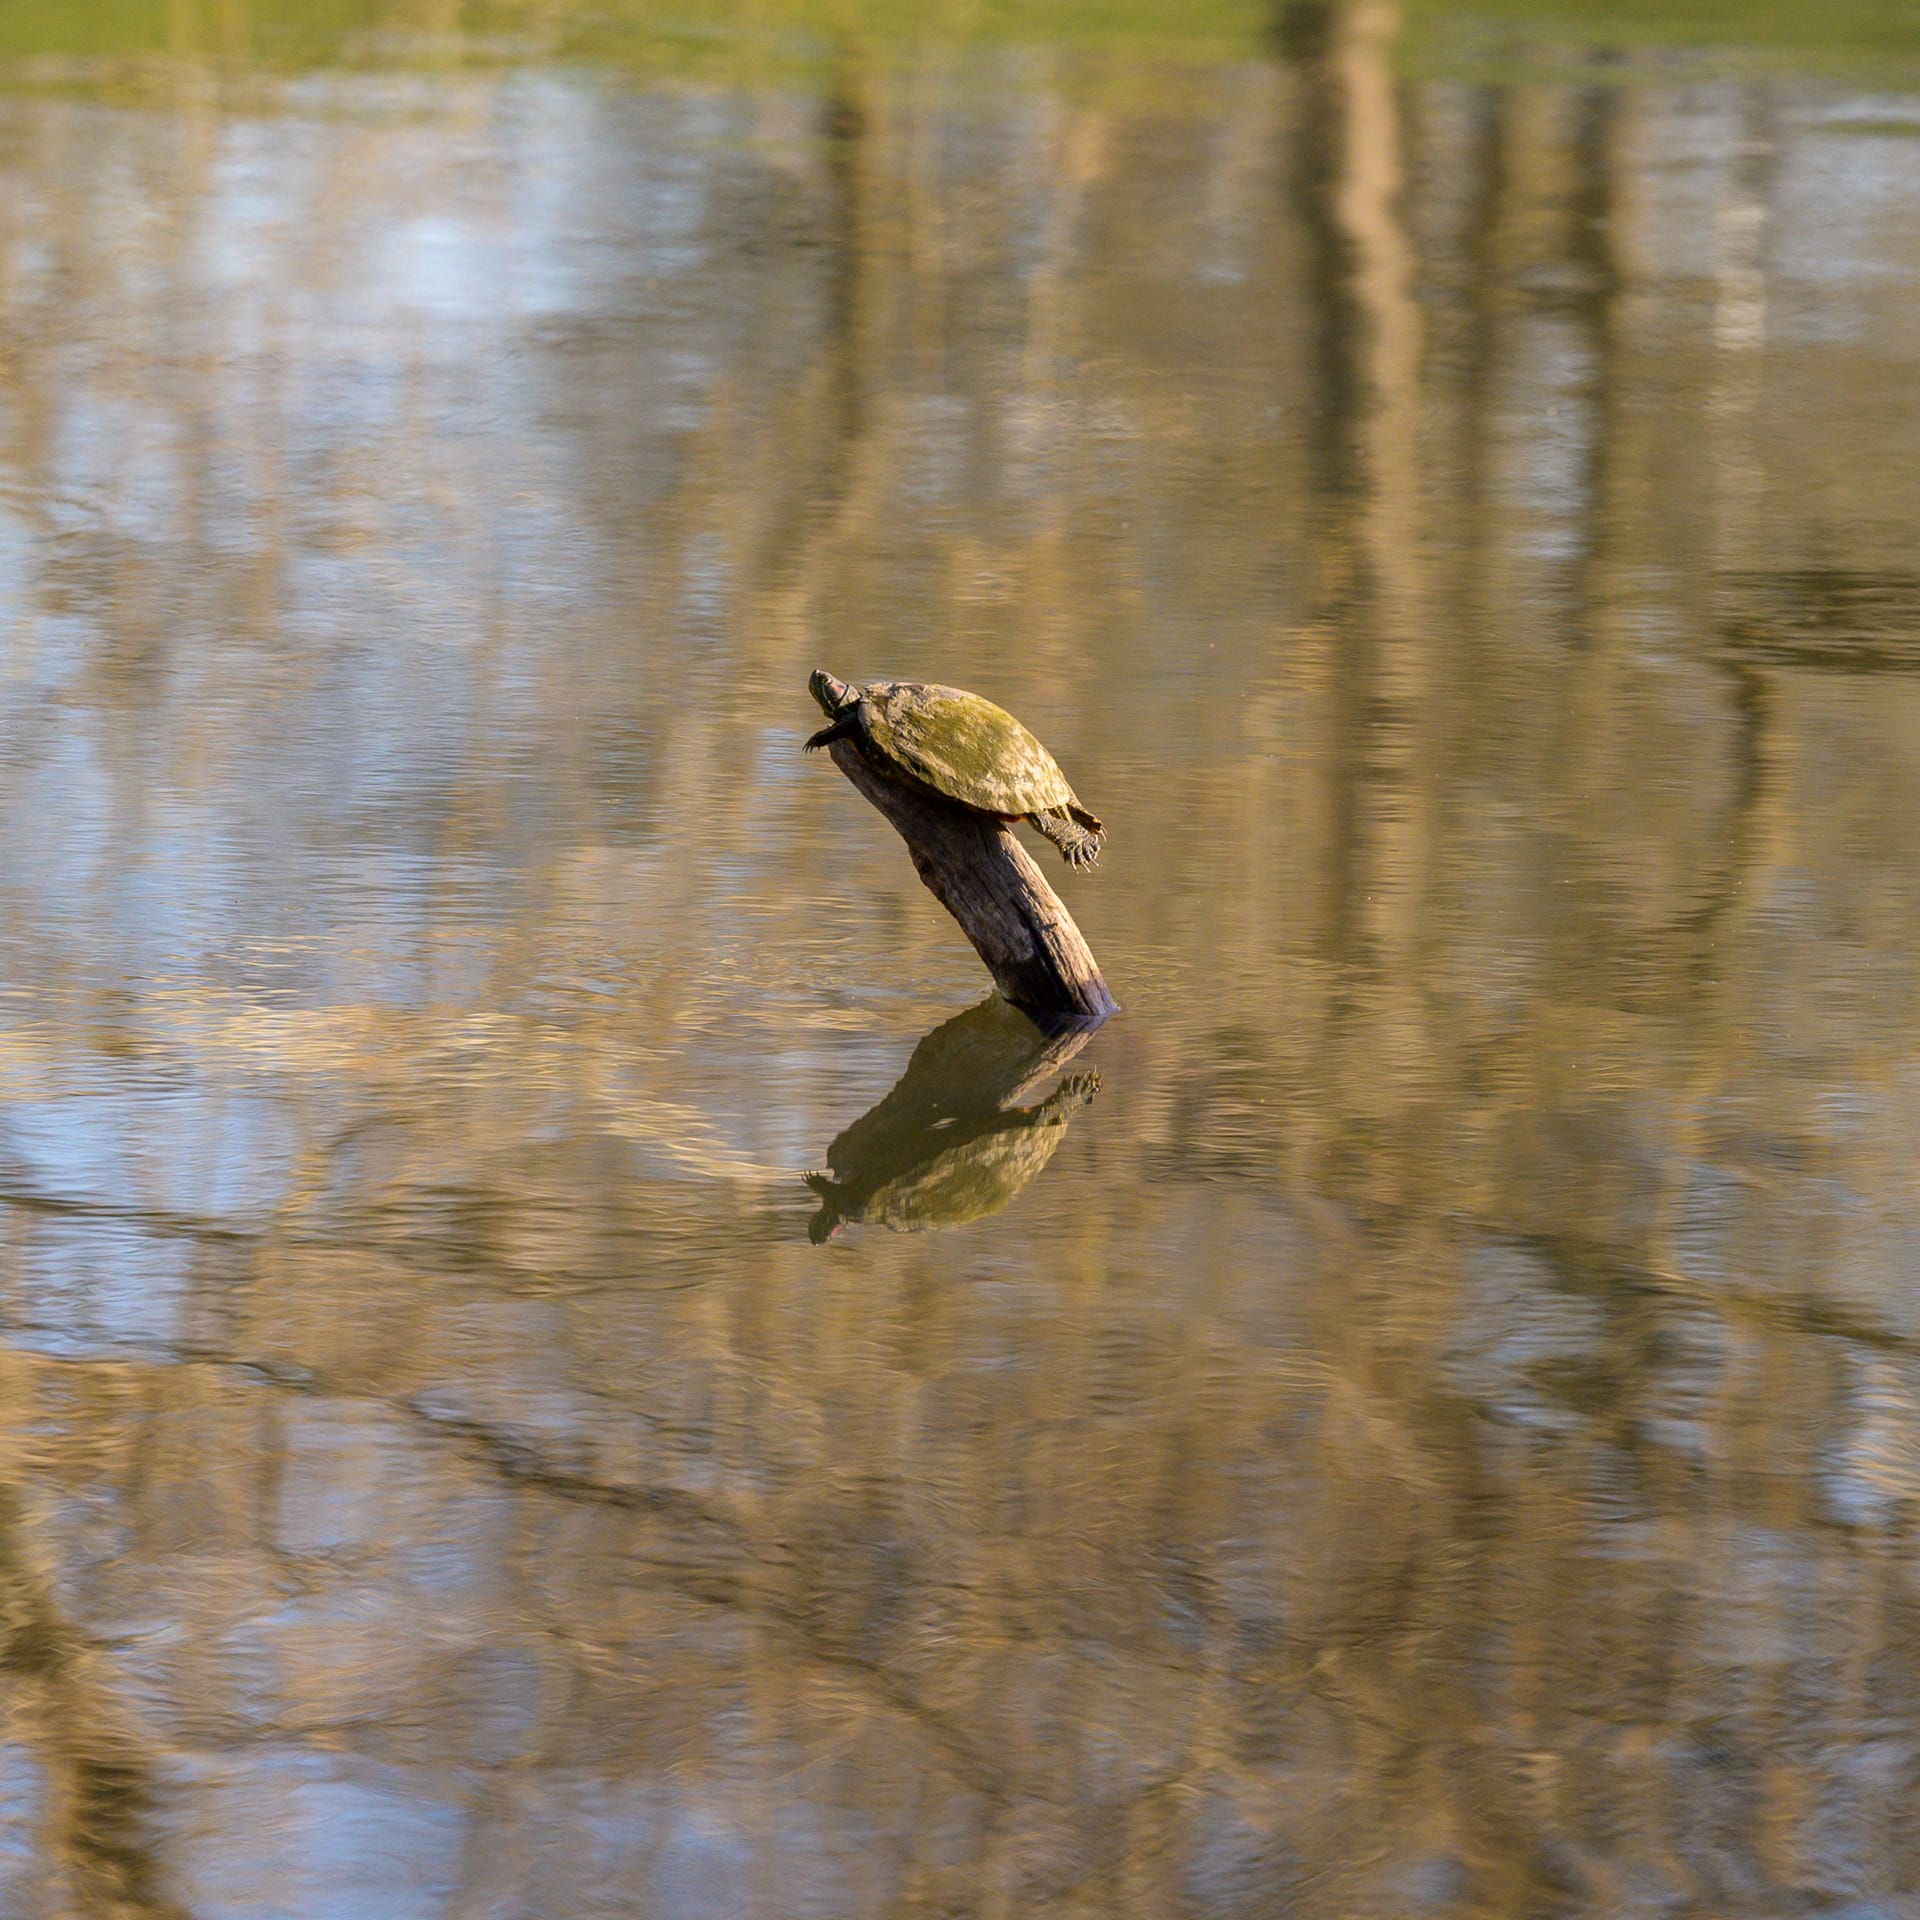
left=1031, top=805, right=1104, bottom=871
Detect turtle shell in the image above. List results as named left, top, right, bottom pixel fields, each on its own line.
left=845, top=1115, right=1076, bottom=1232
left=810, top=1105, right=1079, bottom=1237
left=859, top=681, right=1081, bottom=818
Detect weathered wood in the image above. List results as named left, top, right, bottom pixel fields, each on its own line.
left=826, top=737, right=1116, bottom=1025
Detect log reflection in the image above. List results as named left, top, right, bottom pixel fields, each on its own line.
left=804, top=996, right=1098, bottom=1240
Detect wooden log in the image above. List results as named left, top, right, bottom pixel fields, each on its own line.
left=826, top=737, right=1117, bottom=1026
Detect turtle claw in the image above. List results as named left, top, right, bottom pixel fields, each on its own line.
left=803, top=1171, right=845, bottom=1243
left=805, top=715, right=858, bottom=754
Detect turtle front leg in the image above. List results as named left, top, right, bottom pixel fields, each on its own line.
left=804, top=715, right=860, bottom=753
left=1029, top=809, right=1103, bottom=870
left=1034, top=1070, right=1100, bottom=1119
left=803, top=1170, right=847, bottom=1241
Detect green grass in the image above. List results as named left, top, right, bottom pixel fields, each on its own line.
left=0, top=0, right=1267, bottom=68
left=0, top=0, right=360, bottom=62
left=1402, top=0, right=1920, bottom=79
left=0, top=0, right=1912, bottom=84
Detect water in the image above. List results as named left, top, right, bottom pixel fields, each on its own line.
left=3, top=4, right=1920, bottom=1913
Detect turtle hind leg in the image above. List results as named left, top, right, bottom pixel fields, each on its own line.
left=1029, top=807, right=1104, bottom=870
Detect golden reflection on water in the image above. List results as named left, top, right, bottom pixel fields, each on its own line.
left=4, top=5, right=1920, bottom=1915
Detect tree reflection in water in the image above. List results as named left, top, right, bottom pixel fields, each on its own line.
left=2, top=2, right=1920, bottom=1913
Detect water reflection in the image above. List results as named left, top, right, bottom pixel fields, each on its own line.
left=804, top=996, right=1100, bottom=1240
left=1718, top=568, right=1920, bottom=673
left=2, top=5, right=1920, bottom=1915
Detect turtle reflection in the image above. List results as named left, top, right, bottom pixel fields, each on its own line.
left=805, top=997, right=1101, bottom=1241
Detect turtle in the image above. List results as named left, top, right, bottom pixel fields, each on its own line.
left=805, top=670, right=1105, bottom=869
left=801, top=994, right=1102, bottom=1240
left=804, top=1071, right=1100, bottom=1241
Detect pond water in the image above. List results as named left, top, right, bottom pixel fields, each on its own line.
left=3, top=4, right=1920, bottom=1914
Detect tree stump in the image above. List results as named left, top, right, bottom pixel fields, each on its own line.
left=825, top=737, right=1117, bottom=1027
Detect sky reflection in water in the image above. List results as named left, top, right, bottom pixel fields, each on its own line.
left=3, top=5, right=1920, bottom=1914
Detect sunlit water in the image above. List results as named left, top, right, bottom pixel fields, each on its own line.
left=4, top=8, right=1920, bottom=1915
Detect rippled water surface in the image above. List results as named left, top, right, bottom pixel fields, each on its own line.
left=4, top=3, right=1920, bottom=1913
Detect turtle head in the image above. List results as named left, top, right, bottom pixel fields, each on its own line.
left=809, top=670, right=857, bottom=719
